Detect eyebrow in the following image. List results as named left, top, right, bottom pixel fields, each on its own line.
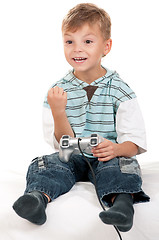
left=83, top=33, right=97, bottom=37
left=63, top=33, right=97, bottom=38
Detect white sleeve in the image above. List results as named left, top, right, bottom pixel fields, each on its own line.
left=116, top=98, right=147, bottom=154
left=42, top=106, right=59, bottom=151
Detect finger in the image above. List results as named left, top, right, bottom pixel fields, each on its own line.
left=93, top=140, right=110, bottom=150
left=92, top=147, right=109, bottom=154
left=53, top=86, right=59, bottom=94
left=92, top=151, right=110, bottom=158
left=92, top=144, right=110, bottom=154
left=98, top=156, right=112, bottom=162
left=63, top=91, right=67, bottom=98
left=53, top=86, right=65, bottom=96
left=48, top=88, right=54, bottom=95
left=58, top=87, right=65, bottom=95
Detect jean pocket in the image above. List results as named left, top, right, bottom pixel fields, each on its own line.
left=119, top=157, right=141, bottom=177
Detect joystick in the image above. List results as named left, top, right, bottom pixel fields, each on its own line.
left=59, top=134, right=104, bottom=162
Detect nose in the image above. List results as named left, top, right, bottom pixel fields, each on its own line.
left=73, top=43, right=83, bottom=52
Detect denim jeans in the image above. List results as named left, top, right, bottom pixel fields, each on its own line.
left=25, top=153, right=150, bottom=207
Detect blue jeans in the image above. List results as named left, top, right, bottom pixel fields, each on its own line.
left=25, top=153, right=150, bottom=207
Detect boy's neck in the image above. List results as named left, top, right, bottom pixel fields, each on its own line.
left=74, top=66, right=106, bottom=84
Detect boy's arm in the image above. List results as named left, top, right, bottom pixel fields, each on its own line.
left=91, top=140, right=138, bottom=162
left=92, top=97, right=146, bottom=161
left=47, top=86, right=74, bottom=143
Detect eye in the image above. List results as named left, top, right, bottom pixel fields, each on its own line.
left=66, top=40, right=73, bottom=44
left=85, top=40, right=93, bottom=44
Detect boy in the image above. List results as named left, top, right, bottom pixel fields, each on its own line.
left=13, top=3, right=150, bottom=232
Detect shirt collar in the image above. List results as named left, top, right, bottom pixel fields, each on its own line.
left=63, top=66, right=118, bottom=88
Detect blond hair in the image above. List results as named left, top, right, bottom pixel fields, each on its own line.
left=62, top=3, right=111, bottom=40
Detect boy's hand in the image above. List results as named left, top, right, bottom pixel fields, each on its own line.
left=91, top=139, right=118, bottom=162
left=47, top=86, right=67, bottom=116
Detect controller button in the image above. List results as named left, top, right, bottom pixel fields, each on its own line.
left=62, top=140, right=69, bottom=146
left=62, top=135, right=69, bottom=139
left=91, top=134, right=97, bottom=137
left=91, top=138, right=97, bottom=145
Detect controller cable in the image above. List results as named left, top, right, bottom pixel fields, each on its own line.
left=77, top=138, right=122, bottom=240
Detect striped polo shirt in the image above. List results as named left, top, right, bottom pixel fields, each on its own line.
left=44, top=67, right=136, bottom=144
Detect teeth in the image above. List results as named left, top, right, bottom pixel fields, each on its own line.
left=73, top=57, right=87, bottom=62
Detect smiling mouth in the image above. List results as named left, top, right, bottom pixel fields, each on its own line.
left=73, top=57, right=87, bottom=63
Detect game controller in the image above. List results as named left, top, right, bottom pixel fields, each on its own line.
left=59, top=134, right=104, bottom=162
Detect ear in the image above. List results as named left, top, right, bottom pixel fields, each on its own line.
left=103, top=39, right=112, bottom=56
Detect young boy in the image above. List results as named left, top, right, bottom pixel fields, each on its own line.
left=13, top=3, right=150, bottom=232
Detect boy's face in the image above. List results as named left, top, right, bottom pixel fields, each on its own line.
left=62, top=23, right=111, bottom=77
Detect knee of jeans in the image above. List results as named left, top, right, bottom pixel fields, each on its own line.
left=95, top=157, right=119, bottom=174
left=119, top=157, right=142, bottom=177
left=29, top=153, right=74, bottom=174
left=27, top=153, right=75, bottom=184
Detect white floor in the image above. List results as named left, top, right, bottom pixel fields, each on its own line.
left=0, top=161, right=159, bottom=240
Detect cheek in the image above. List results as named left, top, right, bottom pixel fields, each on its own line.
left=64, top=49, right=71, bottom=61
left=63, top=48, right=68, bottom=56
left=90, top=50, right=103, bottom=60
left=63, top=49, right=74, bottom=66
left=90, top=45, right=104, bottom=56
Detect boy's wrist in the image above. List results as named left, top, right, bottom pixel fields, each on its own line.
left=116, top=142, right=138, bottom=158
left=52, top=109, right=66, bottom=119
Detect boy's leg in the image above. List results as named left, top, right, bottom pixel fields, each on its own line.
left=13, top=152, right=77, bottom=224
left=25, top=153, right=76, bottom=199
left=88, top=157, right=150, bottom=232
left=99, top=193, right=134, bottom=232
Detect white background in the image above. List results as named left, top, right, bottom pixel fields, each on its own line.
left=0, top=0, right=158, bottom=173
